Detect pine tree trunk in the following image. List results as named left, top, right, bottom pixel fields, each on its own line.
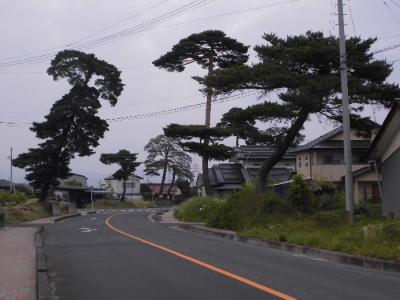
left=205, top=58, right=214, bottom=128
left=159, top=153, right=169, bottom=199
left=202, top=155, right=210, bottom=196
left=167, top=171, right=176, bottom=199
left=39, top=183, right=50, bottom=202
left=256, top=110, right=309, bottom=192
left=121, top=178, right=126, bottom=202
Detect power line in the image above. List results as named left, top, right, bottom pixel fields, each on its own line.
left=0, top=0, right=212, bottom=69
left=389, top=0, right=400, bottom=8
left=0, top=91, right=258, bottom=126
left=372, top=43, right=400, bottom=54
left=0, top=1, right=169, bottom=63
left=347, top=0, right=357, bottom=36
left=382, top=0, right=400, bottom=25
left=0, top=0, right=298, bottom=70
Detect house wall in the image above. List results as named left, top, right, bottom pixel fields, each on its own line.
left=382, top=125, right=400, bottom=162
left=331, top=130, right=370, bottom=141
left=382, top=147, right=400, bottom=217
left=240, top=159, right=295, bottom=170
left=104, top=176, right=141, bottom=199
left=296, top=149, right=369, bottom=182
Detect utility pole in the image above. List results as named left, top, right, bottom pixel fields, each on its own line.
left=10, top=147, right=14, bottom=193
left=337, top=0, right=354, bottom=224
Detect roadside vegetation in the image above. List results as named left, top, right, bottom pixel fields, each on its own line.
left=0, top=191, right=51, bottom=224
left=90, top=198, right=155, bottom=209
left=176, top=177, right=400, bottom=260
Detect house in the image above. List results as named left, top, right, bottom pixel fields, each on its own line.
left=368, top=101, right=400, bottom=217
left=293, top=126, right=380, bottom=204
left=293, top=126, right=373, bottom=182
left=196, top=163, right=293, bottom=196
left=147, top=183, right=181, bottom=200
left=0, top=179, right=32, bottom=193
left=103, top=174, right=143, bottom=200
left=230, top=145, right=296, bottom=171
left=54, top=173, right=89, bottom=205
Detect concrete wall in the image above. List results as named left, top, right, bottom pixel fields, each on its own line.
left=104, top=175, right=141, bottom=199
left=382, top=148, right=400, bottom=217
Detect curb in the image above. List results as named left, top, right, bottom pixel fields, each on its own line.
left=35, top=212, right=81, bottom=300
left=35, top=226, right=51, bottom=300
left=54, top=212, right=81, bottom=223
left=177, top=224, right=400, bottom=273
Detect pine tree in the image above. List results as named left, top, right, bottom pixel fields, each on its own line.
left=100, top=150, right=140, bottom=202
left=153, top=30, right=248, bottom=194
left=13, top=50, right=124, bottom=201
left=206, top=32, right=400, bottom=191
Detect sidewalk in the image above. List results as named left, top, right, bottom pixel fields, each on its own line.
left=0, top=226, right=37, bottom=300
left=0, top=215, right=77, bottom=300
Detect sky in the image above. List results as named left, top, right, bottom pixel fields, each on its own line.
left=1, top=0, right=400, bottom=186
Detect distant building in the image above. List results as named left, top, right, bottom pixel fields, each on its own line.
left=103, top=174, right=143, bottom=200
left=196, top=163, right=293, bottom=196
left=230, top=145, right=296, bottom=171
left=54, top=173, right=89, bottom=205
left=147, top=183, right=181, bottom=200
left=368, top=101, right=400, bottom=217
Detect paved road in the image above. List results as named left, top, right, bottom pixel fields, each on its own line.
left=43, top=210, right=400, bottom=300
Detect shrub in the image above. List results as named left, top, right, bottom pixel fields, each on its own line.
left=176, top=197, right=221, bottom=223
left=315, top=210, right=347, bottom=228
left=287, top=175, right=317, bottom=214
left=206, top=184, right=286, bottom=230
left=0, top=191, right=29, bottom=207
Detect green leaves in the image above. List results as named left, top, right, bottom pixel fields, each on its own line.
left=14, top=50, right=124, bottom=201
left=100, top=150, right=140, bottom=181
left=164, top=124, right=233, bottom=160
left=153, top=30, right=249, bottom=72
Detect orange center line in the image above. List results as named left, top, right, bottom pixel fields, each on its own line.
left=105, top=214, right=297, bottom=300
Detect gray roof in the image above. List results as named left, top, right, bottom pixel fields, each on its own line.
left=104, top=174, right=144, bottom=180
left=293, top=126, right=371, bottom=153
left=230, top=145, right=296, bottom=162
left=293, top=127, right=343, bottom=153
left=198, top=163, right=292, bottom=190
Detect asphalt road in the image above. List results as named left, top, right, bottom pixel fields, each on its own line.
left=43, top=210, right=400, bottom=300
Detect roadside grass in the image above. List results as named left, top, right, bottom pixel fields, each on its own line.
left=3, top=199, right=51, bottom=224
left=91, top=198, right=155, bottom=209
left=176, top=184, right=400, bottom=261
left=175, top=196, right=224, bottom=223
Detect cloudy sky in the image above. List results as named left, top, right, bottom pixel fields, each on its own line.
left=1, top=0, right=400, bottom=186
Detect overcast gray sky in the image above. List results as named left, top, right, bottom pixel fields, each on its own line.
left=1, top=0, right=400, bottom=186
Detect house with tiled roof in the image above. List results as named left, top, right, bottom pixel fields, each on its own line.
left=293, top=126, right=381, bottom=203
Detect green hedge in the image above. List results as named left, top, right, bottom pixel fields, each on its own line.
left=0, top=191, right=29, bottom=207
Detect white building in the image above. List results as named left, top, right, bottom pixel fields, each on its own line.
left=102, top=174, right=143, bottom=200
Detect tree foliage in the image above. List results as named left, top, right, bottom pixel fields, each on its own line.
left=144, top=135, right=192, bottom=198
left=100, top=150, right=140, bottom=201
left=153, top=30, right=249, bottom=72
left=206, top=31, right=400, bottom=191
left=13, top=50, right=123, bottom=201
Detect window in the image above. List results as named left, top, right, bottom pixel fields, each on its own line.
left=322, top=154, right=342, bottom=164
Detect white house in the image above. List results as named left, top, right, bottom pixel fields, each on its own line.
left=54, top=173, right=88, bottom=203
left=102, top=174, right=143, bottom=200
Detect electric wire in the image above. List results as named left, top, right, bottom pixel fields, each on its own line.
left=0, top=91, right=259, bottom=126
left=0, top=0, right=298, bottom=70
left=0, top=0, right=212, bottom=69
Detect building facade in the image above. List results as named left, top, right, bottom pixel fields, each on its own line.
left=102, top=174, right=143, bottom=200
left=368, top=101, right=400, bottom=217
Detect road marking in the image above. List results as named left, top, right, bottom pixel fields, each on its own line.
left=106, top=214, right=297, bottom=300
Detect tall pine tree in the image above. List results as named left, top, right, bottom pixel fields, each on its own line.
left=13, top=50, right=124, bottom=201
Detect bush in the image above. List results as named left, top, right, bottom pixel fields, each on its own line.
left=206, top=184, right=286, bottom=230
left=315, top=210, right=347, bottom=227
left=287, top=175, right=317, bottom=214
left=176, top=197, right=221, bottom=223
left=0, top=191, right=29, bottom=207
